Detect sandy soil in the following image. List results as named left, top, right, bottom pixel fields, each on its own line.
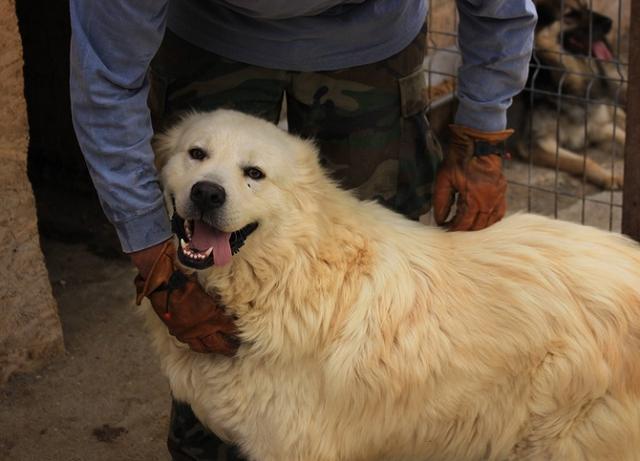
left=0, top=238, right=171, bottom=461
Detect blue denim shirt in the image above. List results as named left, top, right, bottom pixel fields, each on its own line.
left=69, top=0, right=536, bottom=252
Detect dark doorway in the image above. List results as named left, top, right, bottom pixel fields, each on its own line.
left=16, top=0, right=121, bottom=258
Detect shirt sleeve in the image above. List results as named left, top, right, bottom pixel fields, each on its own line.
left=70, top=0, right=171, bottom=253
left=454, top=0, right=537, bottom=132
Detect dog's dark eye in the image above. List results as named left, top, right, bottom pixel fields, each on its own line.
left=563, top=9, right=580, bottom=19
left=244, top=167, right=265, bottom=180
left=188, top=147, right=207, bottom=161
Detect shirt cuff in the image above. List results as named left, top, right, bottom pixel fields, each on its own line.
left=113, top=203, right=172, bottom=253
left=454, top=102, right=508, bottom=133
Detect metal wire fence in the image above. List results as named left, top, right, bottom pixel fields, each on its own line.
left=423, top=0, right=631, bottom=233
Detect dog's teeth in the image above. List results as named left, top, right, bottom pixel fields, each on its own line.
left=182, top=244, right=210, bottom=261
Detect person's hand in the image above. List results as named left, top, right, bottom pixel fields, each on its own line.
left=130, top=240, right=168, bottom=279
left=133, top=240, right=240, bottom=355
left=433, top=124, right=513, bottom=231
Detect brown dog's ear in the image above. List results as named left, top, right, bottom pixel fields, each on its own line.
left=536, top=3, right=560, bottom=29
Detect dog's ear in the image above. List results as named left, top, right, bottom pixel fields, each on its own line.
left=152, top=127, right=180, bottom=173
left=291, top=137, right=322, bottom=170
left=535, top=0, right=561, bottom=29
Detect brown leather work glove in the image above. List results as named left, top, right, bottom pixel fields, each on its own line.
left=134, top=240, right=240, bottom=356
left=433, top=124, right=514, bottom=231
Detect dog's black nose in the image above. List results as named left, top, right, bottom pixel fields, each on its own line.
left=190, top=181, right=226, bottom=211
left=594, top=13, right=613, bottom=34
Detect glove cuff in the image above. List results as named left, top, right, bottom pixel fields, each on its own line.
left=134, top=239, right=176, bottom=305
left=449, top=124, right=514, bottom=159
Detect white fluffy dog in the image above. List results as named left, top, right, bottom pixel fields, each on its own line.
left=146, top=110, right=640, bottom=461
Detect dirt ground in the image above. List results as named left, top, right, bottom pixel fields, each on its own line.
left=0, top=237, right=171, bottom=461
left=503, top=152, right=623, bottom=232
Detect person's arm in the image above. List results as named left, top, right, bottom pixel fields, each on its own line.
left=455, top=0, right=537, bottom=131
left=70, top=0, right=171, bottom=255
left=433, top=0, right=537, bottom=231
left=70, top=1, right=240, bottom=355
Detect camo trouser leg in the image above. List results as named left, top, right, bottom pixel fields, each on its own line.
left=149, top=30, right=288, bottom=131
left=149, top=26, right=440, bottom=461
left=167, top=401, right=243, bottom=461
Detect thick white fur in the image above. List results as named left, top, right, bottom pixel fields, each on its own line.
left=148, top=110, right=640, bottom=461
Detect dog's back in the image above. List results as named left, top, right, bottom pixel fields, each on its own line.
left=336, top=210, right=640, bottom=460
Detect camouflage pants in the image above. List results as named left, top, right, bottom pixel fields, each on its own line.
left=149, top=25, right=440, bottom=461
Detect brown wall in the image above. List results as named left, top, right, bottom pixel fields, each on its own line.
left=0, top=0, right=64, bottom=384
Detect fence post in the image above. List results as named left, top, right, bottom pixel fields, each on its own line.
left=622, top=0, right=640, bottom=242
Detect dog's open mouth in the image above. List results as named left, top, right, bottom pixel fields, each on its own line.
left=171, top=212, right=258, bottom=270
left=566, top=35, right=614, bottom=61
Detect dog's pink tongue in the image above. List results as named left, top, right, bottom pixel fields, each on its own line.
left=593, top=41, right=613, bottom=61
left=191, top=220, right=232, bottom=266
